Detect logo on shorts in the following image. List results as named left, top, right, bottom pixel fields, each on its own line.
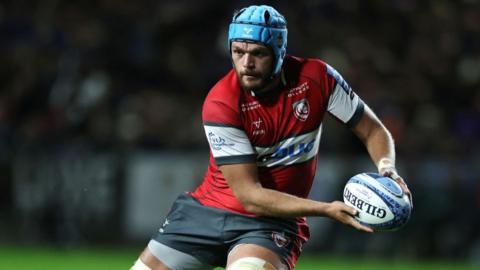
left=293, top=99, right=309, bottom=122
left=271, top=232, right=290, bottom=248
left=159, top=218, right=169, bottom=233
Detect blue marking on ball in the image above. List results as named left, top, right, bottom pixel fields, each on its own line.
left=347, top=172, right=411, bottom=231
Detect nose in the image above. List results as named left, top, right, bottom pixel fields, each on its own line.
left=242, top=53, right=254, bottom=69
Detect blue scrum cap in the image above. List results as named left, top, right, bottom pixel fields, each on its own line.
left=228, top=5, right=288, bottom=76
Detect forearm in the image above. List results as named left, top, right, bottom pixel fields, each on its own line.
left=221, top=163, right=373, bottom=232
left=237, top=184, right=372, bottom=232
left=239, top=185, right=329, bottom=217
left=352, top=106, right=412, bottom=205
left=352, top=105, right=396, bottom=169
left=364, top=124, right=396, bottom=168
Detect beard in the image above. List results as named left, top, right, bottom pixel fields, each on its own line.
left=236, top=70, right=272, bottom=94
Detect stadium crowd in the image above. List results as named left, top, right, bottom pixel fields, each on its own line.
left=0, top=0, right=479, bottom=262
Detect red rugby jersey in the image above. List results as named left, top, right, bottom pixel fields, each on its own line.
left=190, top=55, right=364, bottom=216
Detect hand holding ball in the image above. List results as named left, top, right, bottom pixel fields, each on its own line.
left=343, top=172, right=412, bottom=231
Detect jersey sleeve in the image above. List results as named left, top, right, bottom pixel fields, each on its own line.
left=326, top=64, right=365, bottom=127
left=203, top=98, right=257, bottom=165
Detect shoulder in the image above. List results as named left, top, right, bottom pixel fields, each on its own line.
left=283, top=55, right=331, bottom=82
left=203, top=69, right=243, bottom=126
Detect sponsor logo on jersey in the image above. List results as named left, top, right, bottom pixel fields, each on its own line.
left=293, top=98, right=310, bottom=121
left=262, top=139, right=315, bottom=163
left=208, top=132, right=234, bottom=150
left=241, top=101, right=261, bottom=112
left=256, top=128, right=321, bottom=167
left=271, top=232, right=290, bottom=248
left=287, top=82, right=309, bottom=97
left=252, top=118, right=262, bottom=129
left=251, top=118, right=265, bottom=136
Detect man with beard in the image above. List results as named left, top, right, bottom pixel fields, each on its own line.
left=130, top=4, right=412, bottom=270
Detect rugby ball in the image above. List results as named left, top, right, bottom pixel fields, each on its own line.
left=343, top=172, right=411, bottom=231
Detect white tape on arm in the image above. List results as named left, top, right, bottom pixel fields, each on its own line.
left=377, top=158, right=395, bottom=172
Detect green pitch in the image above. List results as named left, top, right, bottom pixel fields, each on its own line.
left=0, top=246, right=477, bottom=270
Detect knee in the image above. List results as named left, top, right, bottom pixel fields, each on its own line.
left=227, top=257, right=277, bottom=270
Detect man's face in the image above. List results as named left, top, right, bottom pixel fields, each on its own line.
left=231, top=41, right=274, bottom=91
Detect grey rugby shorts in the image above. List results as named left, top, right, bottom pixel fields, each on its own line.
left=149, top=193, right=307, bottom=269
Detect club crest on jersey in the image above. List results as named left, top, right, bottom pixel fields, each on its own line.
left=293, top=98, right=310, bottom=121
left=271, top=232, right=290, bottom=248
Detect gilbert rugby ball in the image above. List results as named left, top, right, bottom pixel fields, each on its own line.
left=343, top=172, right=411, bottom=231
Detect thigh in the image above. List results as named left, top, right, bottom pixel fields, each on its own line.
left=224, top=216, right=307, bottom=270
left=144, top=240, right=211, bottom=270
left=151, top=193, right=229, bottom=267
left=138, top=246, right=171, bottom=270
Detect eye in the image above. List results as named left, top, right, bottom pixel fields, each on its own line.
left=233, top=49, right=244, bottom=56
left=251, top=50, right=268, bottom=57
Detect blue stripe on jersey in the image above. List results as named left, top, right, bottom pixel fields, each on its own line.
left=255, top=126, right=322, bottom=168
left=326, top=64, right=353, bottom=95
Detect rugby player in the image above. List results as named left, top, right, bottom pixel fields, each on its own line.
left=131, top=5, right=412, bottom=270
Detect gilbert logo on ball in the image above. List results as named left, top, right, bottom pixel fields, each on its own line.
left=343, top=172, right=411, bottom=231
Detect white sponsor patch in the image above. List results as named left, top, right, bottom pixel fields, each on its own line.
left=204, top=125, right=255, bottom=158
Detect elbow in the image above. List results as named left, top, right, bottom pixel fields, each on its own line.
left=242, top=202, right=262, bottom=215
left=235, top=189, right=264, bottom=215
left=236, top=193, right=256, bottom=213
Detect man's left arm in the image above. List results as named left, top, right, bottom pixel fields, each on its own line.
left=351, top=105, right=413, bottom=207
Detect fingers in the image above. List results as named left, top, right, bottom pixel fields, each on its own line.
left=392, top=177, right=413, bottom=209
left=351, top=219, right=374, bottom=233
left=343, top=211, right=374, bottom=233
left=383, top=169, right=400, bottom=181
left=383, top=171, right=414, bottom=209
left=338, top=204, right=374, bottom=233
left=344, top=205, right=358, bottom=217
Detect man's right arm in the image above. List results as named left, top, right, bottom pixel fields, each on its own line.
left=220, top=162, right=374, bottom=233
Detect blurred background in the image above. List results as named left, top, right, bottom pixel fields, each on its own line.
left=0, top=0, right=479, bottom=268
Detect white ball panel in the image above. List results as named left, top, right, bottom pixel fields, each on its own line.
left=343, top=183, right=394, bottom=225
left=343, top=172, right=412, bottom=231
